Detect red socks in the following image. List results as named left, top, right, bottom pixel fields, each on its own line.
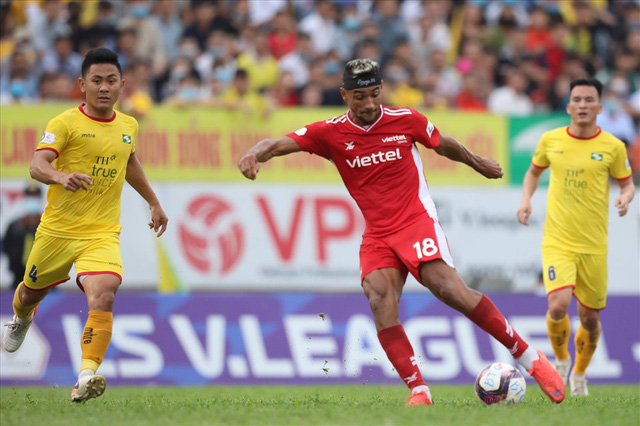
left=378, top=324, right=426, bottom=390
left=466, top=294, right=528, bottom=358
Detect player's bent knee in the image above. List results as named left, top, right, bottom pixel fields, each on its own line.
left=88, top=290, right=116, bottom=311
left=430, top=280, right=459, bottom=304
left=548, top=306, right=569, bottom=320
left=548, top=295, right=571, bottom=319
left=579, top=311, right=600, bottom=331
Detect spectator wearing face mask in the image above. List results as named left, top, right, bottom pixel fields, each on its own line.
left=164, top=68, right=207, bottom=107
left=597, top=76, right=637, bottom=145
left=118, top=0, right=167, bottom=78
left=2, top=184, right=43, bottom=290
left=0, top=50, right=39, bottom=104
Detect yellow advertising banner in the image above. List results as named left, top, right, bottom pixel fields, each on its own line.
left=1, top=105, right=508, bottom=185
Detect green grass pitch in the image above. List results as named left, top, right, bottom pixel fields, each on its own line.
left=1, top=384, right=638, bottom=425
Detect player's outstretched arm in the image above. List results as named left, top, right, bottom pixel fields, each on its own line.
left=615, top=177, right=635, bottom=217
left=30, top=149, right=93, bottom=191
left=125, top=153, right=168, bottom=237
left=238, top=135, right=302, bottom=180
left=433, top=134, right=503, bottom=179
left=517, top=164, right=544, bottom=226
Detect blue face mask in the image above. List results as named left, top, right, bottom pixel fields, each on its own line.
left=10, top=80, right=26, bottom=98
left=178, top=86, right=200, bottom=101
left=24, top=197, right=43, bottom=216
left=132, top=4, right=150, bottom=19
left=215, top=68, right=233, bottom=84
left=343, top=17, right=361, bottom=31
left=324, top=61, right=341, bottom=75
left=604, top=99, right=620, bottom=112
left=208, top=48, right=225, bottom=58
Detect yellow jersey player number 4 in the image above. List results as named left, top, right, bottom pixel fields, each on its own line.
left=2, top=48, right=169, bottom=403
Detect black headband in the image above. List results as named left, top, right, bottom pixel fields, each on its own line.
left=342, top=70, right=382, bottom=90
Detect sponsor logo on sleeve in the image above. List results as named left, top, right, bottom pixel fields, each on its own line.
left=426, top=121, right=434, bottom=137
left=295, top=127, right=308, bottom=136
left=40, top=132, right=56, bottom=144
left=625, top=159, right=631, bottom=170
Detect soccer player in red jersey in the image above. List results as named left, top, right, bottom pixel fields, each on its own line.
left=238, top=59, right=564, bottom=406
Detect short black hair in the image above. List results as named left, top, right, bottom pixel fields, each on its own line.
left=569, top=77, right=603, bottom=98
left=81, top=47, right=122, bottom=78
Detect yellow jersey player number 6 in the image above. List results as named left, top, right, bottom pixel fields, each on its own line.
left=517, top=77, right=634, bottom=397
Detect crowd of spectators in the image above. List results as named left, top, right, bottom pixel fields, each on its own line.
left=1, top=0, right=639, bottom=149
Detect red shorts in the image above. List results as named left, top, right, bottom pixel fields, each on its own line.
left=359, top=217, right=455, bottom=283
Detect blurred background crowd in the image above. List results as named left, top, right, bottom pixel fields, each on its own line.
left=1, top=0, right=639, bottom=146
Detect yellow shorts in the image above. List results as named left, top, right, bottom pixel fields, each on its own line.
left=541, top=246, right=608, bottom=310
left=23, top=232, right=123, bottom=291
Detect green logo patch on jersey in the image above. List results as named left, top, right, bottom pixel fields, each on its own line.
left=591, top=152, right=603, bottom=161
left=122, top=134, right=132, bottom=144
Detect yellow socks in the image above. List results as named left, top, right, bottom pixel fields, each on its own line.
left=574, top=323, right=601, bottom=375
left=12, top=282, right=38, bottom=320
left=546, top=312, right=570, bottom=361
left=80, top=311, right=113, bottom=373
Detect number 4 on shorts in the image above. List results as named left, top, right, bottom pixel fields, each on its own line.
left=28, top=265, right=38, bottom=282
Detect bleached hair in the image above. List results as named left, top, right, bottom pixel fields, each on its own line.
left=343, top=58, right=380, bottom=79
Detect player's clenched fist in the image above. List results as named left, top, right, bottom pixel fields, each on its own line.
left=238, top=154, right=260, bottom=180
left=476, top=158, right=504, bottom=179
left=60, top=172, right=93, bottom=191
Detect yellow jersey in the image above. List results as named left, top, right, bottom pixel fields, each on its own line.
left=532, top=127, right=632, bottom=254
left=36, top=104, right=138, bottom=239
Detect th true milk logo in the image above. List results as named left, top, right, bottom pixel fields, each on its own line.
left=591, top=152, right=603, bottom=161
left=122, top=134, right=132, bottom=144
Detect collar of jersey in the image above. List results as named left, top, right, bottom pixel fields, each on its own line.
left=78, top=103, right=116, bottom=123
left=346, top=105, right=384, bottom=132
left=566, top=126, right=601, bottom=140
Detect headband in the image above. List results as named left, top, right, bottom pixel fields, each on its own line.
left=342, top=70, right=382, bottom=90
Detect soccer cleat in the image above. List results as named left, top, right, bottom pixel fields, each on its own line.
left=406, top=390, right=433, bottom=407
left=528, top=350, right=565, bottom=404
left=555, top=357, right=572, bottom=385
left=2, top=307, right=37, bottom=353
left=71, top=375, right=107, bottom=403
left=569, top=371, right=588, bottom=396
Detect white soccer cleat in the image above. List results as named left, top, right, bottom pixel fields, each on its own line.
left=569, top=371, right=588, bottom=396
left=555, top=357, right=572, bottom=385
left=2, top=313, right=35, bottom=353
left=71, top=375, right=107, bottom=403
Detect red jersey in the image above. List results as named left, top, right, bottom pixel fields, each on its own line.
left=287, top=105, right=441, bottom=236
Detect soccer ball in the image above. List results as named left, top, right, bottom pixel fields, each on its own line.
left=474, top=362, right=526, bottom=406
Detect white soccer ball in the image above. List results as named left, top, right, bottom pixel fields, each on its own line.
left=474, top=362, right=526, bottom=406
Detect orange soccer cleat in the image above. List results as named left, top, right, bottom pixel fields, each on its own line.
left=528, top=350, right=565, bottom=403
left=406, top=390, right=433, bottom=407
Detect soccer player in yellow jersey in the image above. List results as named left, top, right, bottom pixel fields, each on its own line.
left=2, top=48, right=168, bottom=402
left=517, top=78, right=635, bottom=396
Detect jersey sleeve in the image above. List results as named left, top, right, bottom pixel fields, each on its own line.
left=36, top=116, right=69, bottom=157
left=410, top=109, right=440, bottom=149
left=531, top=133, right=550, bottom=169
left=610, top=142, right=632, bottom=180
left=286, top=120, right=331, bottom=160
